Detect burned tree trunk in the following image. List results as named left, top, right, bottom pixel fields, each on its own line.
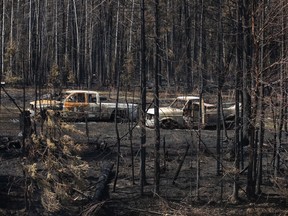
left=94, top=163, right=114, bottom=201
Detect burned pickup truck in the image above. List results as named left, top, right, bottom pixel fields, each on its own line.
left=29, top=90, right=138, bottom=122
left=145, top=95, right=238, bottom=129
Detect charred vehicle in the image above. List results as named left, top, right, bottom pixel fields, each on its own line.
left=30, top=90, right=138, bottom=122
left=145, top=96, right=238, bottom=129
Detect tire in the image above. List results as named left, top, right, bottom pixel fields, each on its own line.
left=160, top=119, right=179, bottom=129
left=110, top=111, right=124, bottom=122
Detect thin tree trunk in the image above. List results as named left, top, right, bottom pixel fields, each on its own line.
left=232, top=0, right=243, bottom=202
left=28, top=0, right=33, bottom=83
left=128, top=0, right=135, bottom=53
left=0, top=0, right=5, bottom=108
left=72, top=0, right=80, bottom=85
left=154, top=0, right=161, bottom=195
left=9, top=0, right=14, bottom=75
left=112, top=57, right=121, bottom=193
left=1, top=0, right=5, bottom=78
left=111, top=0, right=120, bottom=87
left=127, top=90, right=135, bottom=185
left=84, top=0, right=89, bottom=88
left=184, top=0, right=192, bottom=92
left=216, top=0, right=223, bottom=177
left=256, top=0, right=266, bottom=195
left=54, top=0, right=58, bottom=66
left=65, top=1, right=70, bottom=58
left=87, top=1, right=93, bottom=89
left=140, top=0, right=147, bottom=196
left=275, top=0, right=286, bottom=177
left=245, top=0, right=255, bottom=199
left=196, top=0, right=204, bottom=201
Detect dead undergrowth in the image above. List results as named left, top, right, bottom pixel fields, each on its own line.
left=1, top=87, right=288, bottom=215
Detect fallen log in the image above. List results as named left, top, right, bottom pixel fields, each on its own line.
left=172, top=144, right=190, bottom=185
left=93, top=163, right=114, bottom=201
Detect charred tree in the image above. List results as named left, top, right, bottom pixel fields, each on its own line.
left=154, top=0, right=161, bottom=195
left=140, top=0, right=147, bottom=196
left=216, top=0, right=223, bottom=177
left=196, top=0, right=204, bottom=201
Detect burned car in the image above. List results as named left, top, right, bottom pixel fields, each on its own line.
left=146, top=96, right=238, bottom=129
left=30, top=90, right=138, bottom=122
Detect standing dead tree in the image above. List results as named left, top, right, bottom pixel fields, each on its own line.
left=153, top=0, right=161, bottom=195
left=140, top=0, right=147, bottom=196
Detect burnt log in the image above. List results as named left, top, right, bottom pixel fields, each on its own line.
left=93, top=163, right=114, bottom=201
left=172, top=144, right=190, bottom=185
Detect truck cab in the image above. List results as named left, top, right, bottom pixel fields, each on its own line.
left=146, top=95, right=237, bottom=129
left=146, top=96, right=204, bottom=129
left=30, top=90, right=138, bottom=122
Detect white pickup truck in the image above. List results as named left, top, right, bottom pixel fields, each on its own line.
left=145, top=95, right=237, bottom=129
left=29, top=90, right=138, bottom=122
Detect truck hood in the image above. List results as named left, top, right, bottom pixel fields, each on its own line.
left=147, top=106, right=181, bottom=116
left=30, top=99, right=62, bottom=109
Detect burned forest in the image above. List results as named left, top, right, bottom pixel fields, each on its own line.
left=1, top=0, right=288, bottom=215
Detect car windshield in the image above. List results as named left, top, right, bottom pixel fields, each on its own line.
left=61, top=92, right=71, bottom=101
left=170, top=99, right=187, bottom=109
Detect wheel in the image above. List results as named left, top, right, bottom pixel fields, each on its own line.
left=160, top=119, right=179, bottom=129
left=110, top=111, right=124, bottom=122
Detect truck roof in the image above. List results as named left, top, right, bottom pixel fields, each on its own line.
left=65, top=90, right=99, bottom=94
left=176, top=96, right=200, bottom=100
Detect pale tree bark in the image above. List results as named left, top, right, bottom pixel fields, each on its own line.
left=128, top=0, right=135, bottom=53
left=85, top=1, right=93, bottom=89
left=72, top=0, right=80, bottom=85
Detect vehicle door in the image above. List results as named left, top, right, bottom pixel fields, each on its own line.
left=191, top=102, right=200, bottom=125
left=183, top=100, right=193, bottom=127
left=64, top=92, right=88, bottom=112
left=87, top=93, right=102, bottom=119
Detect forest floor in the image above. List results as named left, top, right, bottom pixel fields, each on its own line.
left=0, top=87, right=288, bottom=215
